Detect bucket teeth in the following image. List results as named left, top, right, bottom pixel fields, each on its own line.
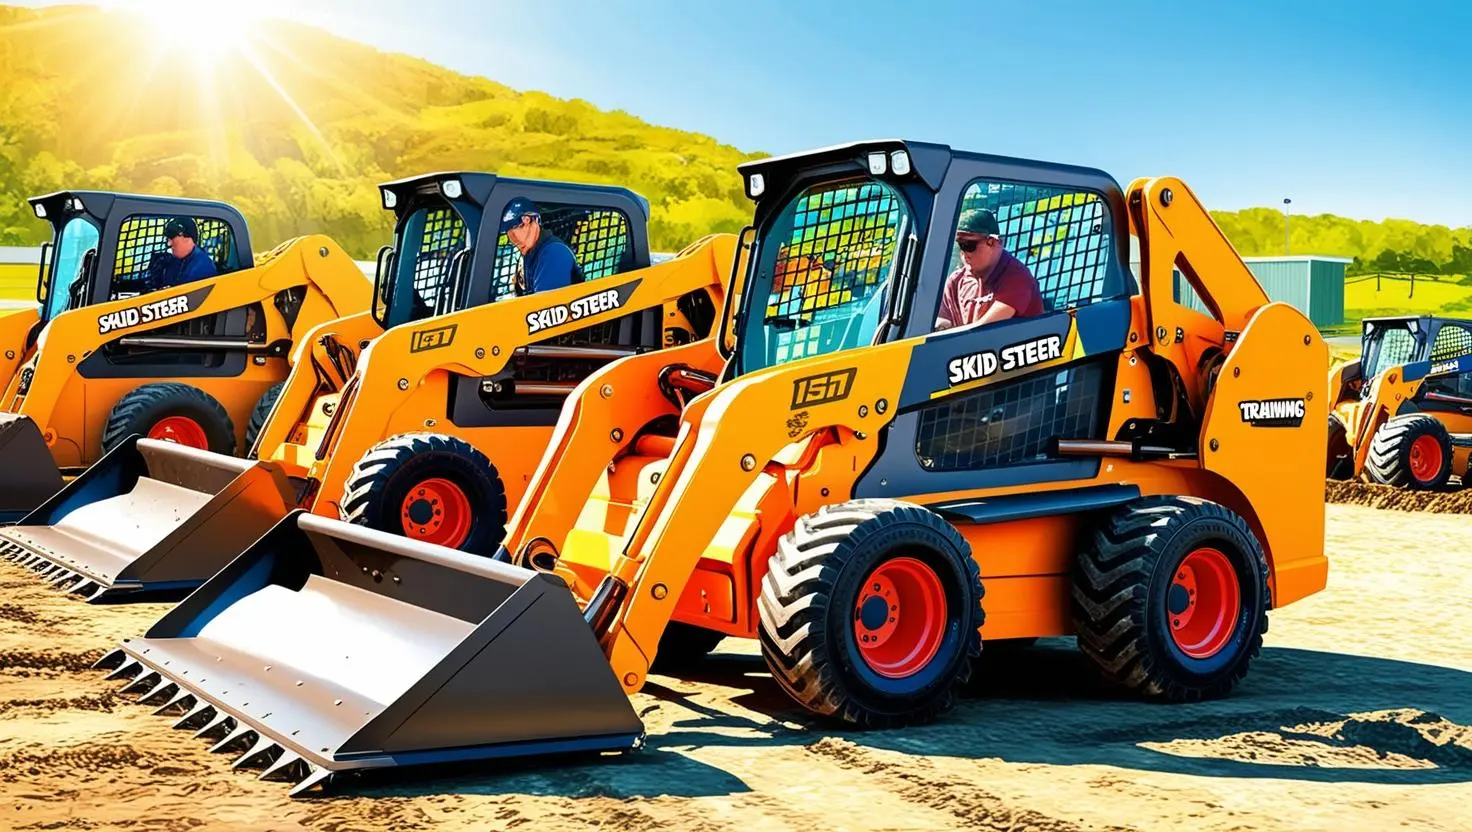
left=70, top=580, right=100, bottom=598
left=233, top=737, right=282, bottom=770
left=208, top=724, right=257, bottom=755
left=289, top=766, right=334, bottom=798
left=194, top=712, right=237, bottom=742
left=119, top=671, right=162, bottom=697
left=173, top=702, right=216, bottom=731
left=137, top=680, right=178, bottom=707
left=85, top=585, right=111, bottom=603
left=92, top=649, right=127, bottom=672
left=153, top=691, right=196, bottom=717
left=48, top=570, right=78, bottom=588
left=104, top=660, right=143, bottom=682
left=259, top=751, right=307, bottom=783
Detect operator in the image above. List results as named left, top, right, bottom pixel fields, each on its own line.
left=934, top=209, right=1043, bottom=330
left=144, top=217, right=218, bottom=292
left=502, top=198, right=584, bottom=294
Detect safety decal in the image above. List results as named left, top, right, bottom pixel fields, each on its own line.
left=791, top=368, right=857, bottom=409
left=786, top=410, right=810, bottom=438
left=97, top=294, right=194, bottom=335
left=525, top=280, right=640, bottom=335
left=1237, top=398, right=1306, bottom=428
left=946, top=334, right=1064, bottom=387
left=1430, top=359, right=1463, bottom=376
left=410, top=323, right=458, bottom=353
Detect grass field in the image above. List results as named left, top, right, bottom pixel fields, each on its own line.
left=1344, top=273, right=1472, bottom=319
left=0, top=263, right=36, bottom=303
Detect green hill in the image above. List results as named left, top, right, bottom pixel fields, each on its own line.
left=0, top=3, right=1466, bottom=271
left=0, top=4, right=761, bottom=255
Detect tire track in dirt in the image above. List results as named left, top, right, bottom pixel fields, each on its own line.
left=1326, top=480, right=1472, bottom=514
left=0, top=741, right=147, bottom=782
left=0, top=603, right=43, bottom=625
left=0, top=692, right=119, bottom=718
left=805, top=737, right=1132, bottom=832
left=0, top=649, right=105, bottom=675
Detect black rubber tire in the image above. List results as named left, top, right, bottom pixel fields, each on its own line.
left=651, top=622, right=726, bottom=671
left=1072, top=496, right=1270, bottom=703
left=244, top=382, right=285, bottom=453
left=1366, top=414, right=1453, bottom=489
left=101, top=382, right=236, bottom=456
left=757, top=499, right=984, bottom=729
left=339, top=432, right=507, bottom=556
left=1326, top=414, right=1354, bottom=480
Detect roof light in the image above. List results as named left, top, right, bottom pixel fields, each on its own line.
left=69, top=198, right=84, bottom=212
left=748, top=173, right=765, bottom=198
left=441, top=179, right=463, bottom=199
left=381, top=189, right=397, bottom=210
left=33, top=204, right=46, bottom=219
left=867, top=152, right=887, bottom=175
left=890, top=150, right=911, bottom=176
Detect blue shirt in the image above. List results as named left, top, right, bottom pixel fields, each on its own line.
left=144, top=246, right=218, bottom=292
left=520, top=233, right=583, bottom=294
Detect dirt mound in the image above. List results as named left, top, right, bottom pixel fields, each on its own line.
left=1326, top=480, right=1472, bottom=514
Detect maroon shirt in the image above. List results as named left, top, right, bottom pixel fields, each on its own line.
left=936, top=250, right=1043, bottom=328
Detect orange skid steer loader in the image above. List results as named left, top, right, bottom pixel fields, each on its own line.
left=98, top=141, right=1329, bottom=796
left=1327, top=315, right=1472, bottom=489
left=0, top=190, right=369, bottom=525
left=6, top=173, right=729, bottom=601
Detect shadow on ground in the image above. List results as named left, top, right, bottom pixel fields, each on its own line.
left=325, top=641, right=1472, bottom=801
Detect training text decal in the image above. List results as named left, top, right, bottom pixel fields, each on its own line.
left=791, top=368, right=857, bottom=409
left=1430, top=359, right=1463, bottom=376
left=526, top=287, right=627, bottom=335
left=947, top=334, right=1064, bottom=386
left=1237, top=398, right=1306, bottom=428
left=97, top=295, right=193, bottom=335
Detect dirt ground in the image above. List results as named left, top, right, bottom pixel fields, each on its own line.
left=2, top=502, right=1470, bottom=831
left=1327, top=479, right=1472, bottom=514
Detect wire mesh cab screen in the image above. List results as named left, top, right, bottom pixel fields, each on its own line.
left=1431, top=323, right=1472, bottom=363
left=941, top=180, right=1114, bottom=317
left=739, top=178, right=909, bottom=375
left=378, top=203, right=469, bottom=328
left=111, top=215, right=237, bottom=300
left=491, top=204, right=634, bottom=300
left=1362, top=323, right=1419, bottom=379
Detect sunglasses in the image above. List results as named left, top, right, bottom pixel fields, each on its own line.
left=955, top=236, right=992, bottom=253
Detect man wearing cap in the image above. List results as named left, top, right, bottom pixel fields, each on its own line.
left=934, top=209, right=1043, bottom=331
left=143, top=217, right=218, bottom=292
left=501, top=198, right=583, bottom=294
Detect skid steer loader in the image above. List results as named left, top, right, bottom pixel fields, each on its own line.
left=5, top=172, right=729, bottom=601
left=1327, top=314, right=1472, bottom=489
left=97, top=140, right=1329, bottom=796
left=0, top=190, right=368, bottom=525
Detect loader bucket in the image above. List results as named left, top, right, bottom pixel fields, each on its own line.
left=0, top=437, right=297, bottom=602
left=95, top=511, right=644, bottom=796
left=0, top=413, right=65, bottom=523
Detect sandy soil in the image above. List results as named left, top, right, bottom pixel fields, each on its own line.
left=2, top=503, right=1470, bottom=831
left=1327, top=479, right=1472, bottom=514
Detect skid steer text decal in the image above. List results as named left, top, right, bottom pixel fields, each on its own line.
left=525, top=280, right=642, bottom=335
left=1430, top=358, right=1466, bottom=376
left=1237, top=398, right=1306, bottom=428
left=947, top=334, right=1064, bottom=386
left=97, top=295, right=194, bottom=335
left=791, top=368, right=857, bottom=409
left=410, top=323, right=457, bottom=353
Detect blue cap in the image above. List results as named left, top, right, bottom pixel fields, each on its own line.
left=499, top=197, right=540, bottom=234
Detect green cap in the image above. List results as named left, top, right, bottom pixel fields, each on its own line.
left=956, top=208, right=1000, bottom=237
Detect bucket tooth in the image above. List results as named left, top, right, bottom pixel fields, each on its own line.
left=194, top=712, right=237, bottom=742
left=49, top=570, right=78, bottom=588
left=70, top=580, right=99, bottom=598
left=92, top=649, right=127, bottom=671
left=289, top=766, right=334, bottom=798
left=137, top=680, right=178, bottom=706
left=104, top=660, right=143, bottom=682
left=173, top=702, right=216, bottom=731
left=153, top=690, right=196, bottom=717
left=119, top=671, right=162, bottom=697
left=209, top=724, right=257, bottom=755
left=233, top=738, right=282, bottom=770
left=259, top=751, right=307, bottom=783
left=85, top=585, right=111, bottom=603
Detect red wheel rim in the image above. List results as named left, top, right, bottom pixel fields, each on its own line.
left=1168, top=547, right=1241, bottom=659
left=853, top=556, right=947, bottom=679
left=1409, top=434, right=1444, bottom=483
left=147, top=416, right=209, bottom=449
left=400, top=477, right=473, bottom=548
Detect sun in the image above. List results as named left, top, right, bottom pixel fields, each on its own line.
left=94, top=0, right=292, bottom=70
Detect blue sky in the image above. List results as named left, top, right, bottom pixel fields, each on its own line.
left=19, top=0, right=1472, bottom=227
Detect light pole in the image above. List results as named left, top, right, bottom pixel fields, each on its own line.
left=1283, top=198, right=1292, bottom=256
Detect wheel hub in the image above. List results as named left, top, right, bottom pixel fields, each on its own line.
left=1168, top=547, right=1241, bottom=660
left=852, top=556, right=947, bottom=679
left=147, top=416, right=209, bottom=449
left=399, top=477, right=473, bottom=548
left=1409, top=434, right=1444, bottom=484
